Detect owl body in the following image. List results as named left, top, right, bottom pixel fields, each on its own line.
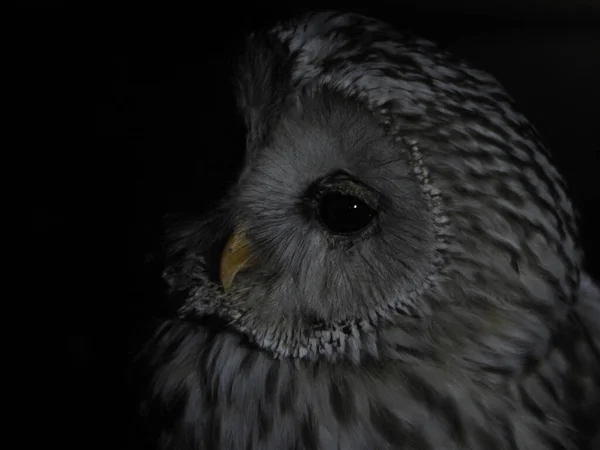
left=138, top=11, right=600, bottom=450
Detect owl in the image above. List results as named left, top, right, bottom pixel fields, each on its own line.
left=135, top=11, right=600, bottom=450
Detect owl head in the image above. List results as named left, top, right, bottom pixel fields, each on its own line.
left=165, top=12, right=582, bottom=373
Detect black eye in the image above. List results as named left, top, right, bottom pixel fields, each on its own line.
left=317, top=193, right=376, bottom=235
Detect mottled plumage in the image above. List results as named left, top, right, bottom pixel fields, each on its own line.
left=136, top=11, right=600, bottom=450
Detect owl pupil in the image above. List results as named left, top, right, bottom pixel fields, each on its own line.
left=317, top=193, right=375, bottom=234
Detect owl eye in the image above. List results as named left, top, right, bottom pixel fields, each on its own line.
left=317, top=192, right=376, bottom=235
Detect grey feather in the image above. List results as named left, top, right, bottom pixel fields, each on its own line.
left=139, top=11, right=600, bottom=450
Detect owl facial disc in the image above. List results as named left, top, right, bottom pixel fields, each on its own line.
left=220, top=229, right=252, bottom=292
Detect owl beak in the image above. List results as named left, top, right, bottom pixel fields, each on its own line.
left=219, top=229, right=252, bottom=293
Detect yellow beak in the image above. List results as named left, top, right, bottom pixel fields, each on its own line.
left=219, top=229, right=253, bottom=292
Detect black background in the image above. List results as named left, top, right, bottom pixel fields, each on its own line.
left=21, top=2, right=599, bottom=447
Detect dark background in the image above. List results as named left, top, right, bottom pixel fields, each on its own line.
left=21, top=2, right=599, bottom=447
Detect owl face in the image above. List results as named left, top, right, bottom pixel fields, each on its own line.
left=172, top=12, right=580, bottom=367
left=174, top=86, right=441, bottom=361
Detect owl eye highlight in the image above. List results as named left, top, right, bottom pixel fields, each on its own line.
left=317, top=193, right=376, bottom=235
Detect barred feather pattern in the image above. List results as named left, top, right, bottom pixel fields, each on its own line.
left=138, top=11, right=600, bottom=450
